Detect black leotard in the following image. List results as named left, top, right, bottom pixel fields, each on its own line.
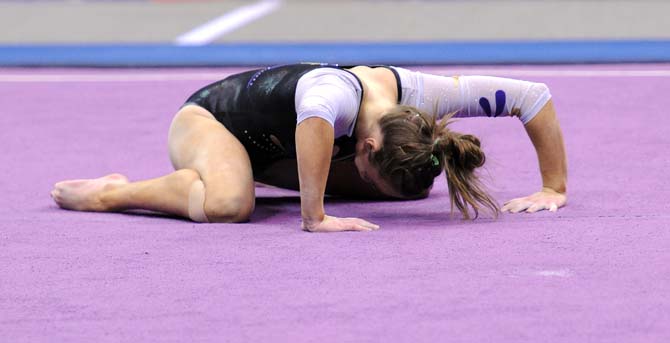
left=184, top=63, right=365, bottom=175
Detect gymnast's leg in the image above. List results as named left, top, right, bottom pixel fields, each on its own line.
left=51, top=105, right=256, bottom=223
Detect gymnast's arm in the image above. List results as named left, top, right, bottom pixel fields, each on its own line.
left=398, top=69, right=567, bottom=212
left=295, top=117, right=332, bottom=230
left=295, top=118, right=380, bottom=232
left=510, top=100, right=567, bottom=213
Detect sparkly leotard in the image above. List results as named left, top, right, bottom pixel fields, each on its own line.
left=184, top=63, right=551, bottom=177
left=184, top=63, right=400, bottom=175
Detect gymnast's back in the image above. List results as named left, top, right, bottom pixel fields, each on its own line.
left=183, top=63, right=365, bottom=176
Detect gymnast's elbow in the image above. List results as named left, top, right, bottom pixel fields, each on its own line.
left=519, top=82, right=552, bottom=125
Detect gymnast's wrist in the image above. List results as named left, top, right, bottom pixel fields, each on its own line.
left=301, top=212, right=325, bottom=230
left=542, top=185, right=566, bottom=195
left=541, top=174, right=567, bottom=194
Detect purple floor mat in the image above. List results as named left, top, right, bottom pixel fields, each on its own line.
left=1, top=65, right=669, bottom=342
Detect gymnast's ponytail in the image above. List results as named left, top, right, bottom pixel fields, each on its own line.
left=432, top=119, right=500, bottom=219
left=372, top=105, right=499, bottom=219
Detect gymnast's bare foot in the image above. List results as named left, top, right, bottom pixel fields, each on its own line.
left=51, top=174, right=129, bottom=211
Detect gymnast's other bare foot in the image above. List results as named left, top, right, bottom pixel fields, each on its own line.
left=51, top=174, right=129, bottom=211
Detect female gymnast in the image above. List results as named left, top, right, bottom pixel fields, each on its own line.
left=51, top=63, right=567, bottom=232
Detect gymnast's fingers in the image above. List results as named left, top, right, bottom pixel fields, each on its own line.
left=50, top=189, right=61, bottom=200
left=357, top=225, right=375, bottom=231
left=509, top=200, right=532, bottom=213
left=501, top=199, right=519, bottom=212
left=356, top=218, right=380, bottom=230
left=501, top=202, right=512, bottom=212
left=525, top=203, right=545, bottom=213
left=343, top=217, right=379, bottom=230
left=345, top=223, right=373, bottom=232
left=502, top=199, right=525, bottom=213
left=503, top=197, right=523, bottom=207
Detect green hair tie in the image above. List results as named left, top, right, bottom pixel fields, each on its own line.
left=431, top=154, right=440, bottom=167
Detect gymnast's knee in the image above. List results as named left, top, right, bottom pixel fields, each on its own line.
left=187, top=177, right=209, bottom=223
left=202, top=194, right=254, bottom=223
left=186, top=171, right=254, bottom=223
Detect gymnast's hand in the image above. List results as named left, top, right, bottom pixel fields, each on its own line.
left=302, top=215, right=380, bottom=233
left=502, top=187, right=567, bottom=213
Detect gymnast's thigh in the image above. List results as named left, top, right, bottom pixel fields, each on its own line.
left=167, top=105, right=255, bottom=209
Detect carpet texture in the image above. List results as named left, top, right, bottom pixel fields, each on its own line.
left=1, top=65, right=669, bottom=342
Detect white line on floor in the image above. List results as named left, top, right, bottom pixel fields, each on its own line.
left=450, top=69, right=670, bottom=77
left=534, top=269, right=573, bottom=277
left=175, top=0, right=282, bottom=46
left=2, top=69, right=670, bottom=83
left=0, top=73, right=228, bottom=82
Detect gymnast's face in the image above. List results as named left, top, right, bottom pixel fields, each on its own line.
left=354, top=136, right=402, bottom=198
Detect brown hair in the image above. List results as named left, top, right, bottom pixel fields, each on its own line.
left=370, top=105, right=500, bottom=219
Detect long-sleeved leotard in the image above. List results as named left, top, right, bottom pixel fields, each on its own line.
left=294, top=67, right=552, bottom=139
left=184, top=64, right=551, bottom=177
left=391, top=67, right=551, bottom=124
